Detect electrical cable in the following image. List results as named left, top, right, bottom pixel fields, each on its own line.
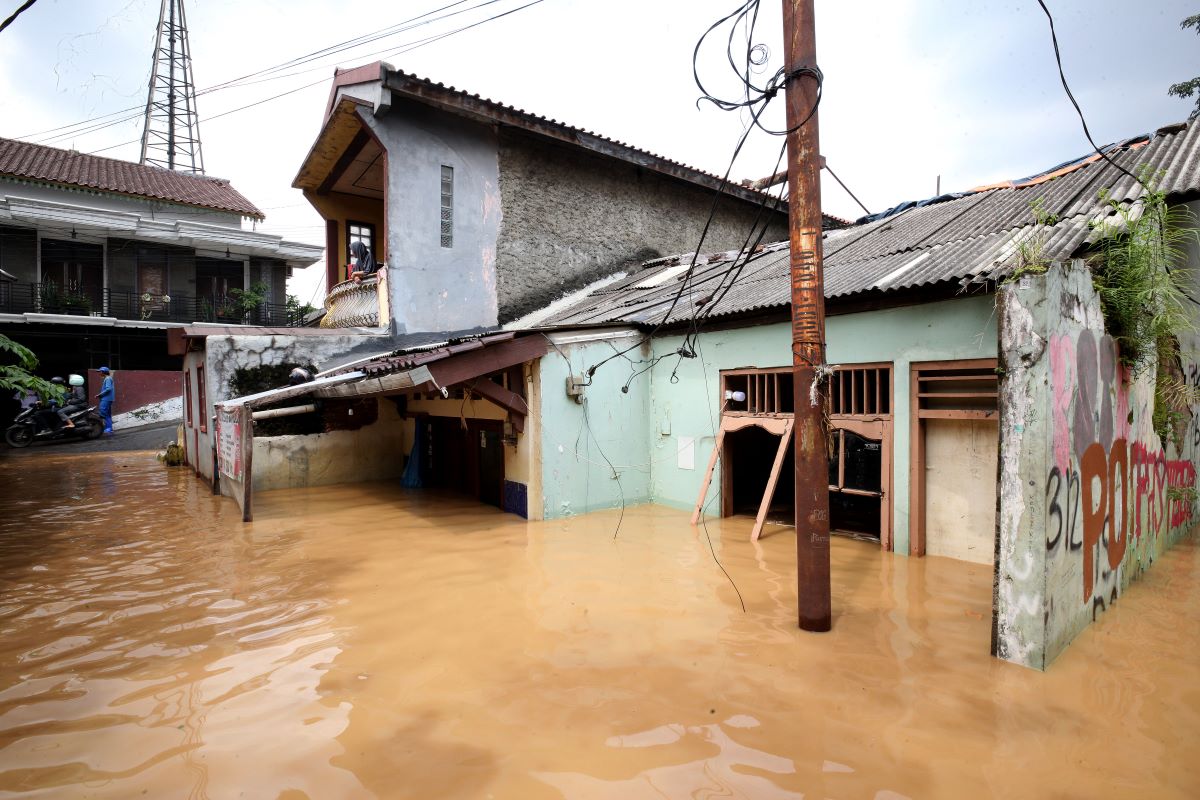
left=583, top=0, right=821, bottom=384
left=1034, top=0, right=1145, bottom=191
left=22, top=0, right=545, bottom=148
left=1034, top=0, right=1200, bottom=308
left=0, top=0, right=37, bottom=36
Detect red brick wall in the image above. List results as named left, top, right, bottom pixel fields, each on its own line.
left=86, top=369, right=181, bottom=416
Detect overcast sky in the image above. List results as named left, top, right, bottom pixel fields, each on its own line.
left=1, top=0, right=1196, bottom=307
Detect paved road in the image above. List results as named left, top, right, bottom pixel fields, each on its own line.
left=0, top=420, right=181, bottom=456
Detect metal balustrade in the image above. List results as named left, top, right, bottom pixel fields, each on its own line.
left=0, top=283, right=303, bottom=326
left=320, top=276, right=379, bottom=328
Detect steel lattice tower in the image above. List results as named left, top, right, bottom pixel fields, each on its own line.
left=139, top=0, right=204, bottom=173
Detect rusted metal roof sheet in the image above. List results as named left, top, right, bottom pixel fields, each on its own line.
left=0, top=138, right=264, bottom=219
left=536, top=120, right=1200, bottom=328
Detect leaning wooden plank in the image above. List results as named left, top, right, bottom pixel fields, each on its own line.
left=691, top=424, right=727, bottom=524
left=751, top=419, right=794, bottom=542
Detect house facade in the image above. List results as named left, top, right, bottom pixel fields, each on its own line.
left=0, top=138, right=323, bottom=387
left=187, top=81, right=1200, bottom=671
left=292, top=62, right=817, bottom=334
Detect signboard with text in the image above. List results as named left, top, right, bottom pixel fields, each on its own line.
left=216, top=406, right=243, bottom=481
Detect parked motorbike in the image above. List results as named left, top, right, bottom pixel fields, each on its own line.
left=5, top=404, right=104, bottom=448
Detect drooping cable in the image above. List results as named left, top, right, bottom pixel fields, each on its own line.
left=0, top=0, right=38, bottom=36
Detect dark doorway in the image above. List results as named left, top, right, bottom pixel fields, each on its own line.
left=426, top=416, right=505, bottom=511
left=196, top=258, right=244, bottom=321
left=726, top=425, right=794, bottom=523
left=476, top=424, right=504, bottom=509
left=40, top=239, right=103, bottom=313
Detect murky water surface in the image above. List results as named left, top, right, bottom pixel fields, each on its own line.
left=0, top=452, right=1197, bottom=798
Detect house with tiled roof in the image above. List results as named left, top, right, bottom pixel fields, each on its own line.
left=0, top=137, right=322, bottom=413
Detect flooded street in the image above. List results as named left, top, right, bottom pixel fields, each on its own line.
left=0, top=452, right=1197, bottom=799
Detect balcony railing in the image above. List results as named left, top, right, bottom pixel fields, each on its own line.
left=0, top=283, right=304, bottom=327
left=321, top=275, right=379, bottom=328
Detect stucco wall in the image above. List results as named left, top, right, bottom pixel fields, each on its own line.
left=995, top=260, right=1199, bottom=670
left=538, top=329, right=652, bottom=518
left=366, top=100, right=502, bottom=334
left=192, top=332, right=391, bottom=486
left=253, top=400, right=407, bottom=491
left=643, top=295, right=998, bottom=554
left=494, top=130, right=789, bottom=323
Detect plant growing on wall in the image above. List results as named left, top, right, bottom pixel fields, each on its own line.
left=1091, top=179, right=1194, bottom=372
left=1089, top=171, right=1199, bottom=448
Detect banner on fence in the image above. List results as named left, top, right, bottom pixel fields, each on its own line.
left=216, top=406, right=243, bottom=481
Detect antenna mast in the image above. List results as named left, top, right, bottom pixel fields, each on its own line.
left=139, top=0, right=205, bottom=173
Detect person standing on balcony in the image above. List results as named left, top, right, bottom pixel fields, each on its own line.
left=348, top=241, right=379, bottom=284
left=96, top=367, right=115, bottom=435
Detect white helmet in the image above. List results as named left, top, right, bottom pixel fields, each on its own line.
left=68, top=374, right=85, bottom=387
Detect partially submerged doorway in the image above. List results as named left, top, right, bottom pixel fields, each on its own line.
left=695, top=364, right=894, bottom=546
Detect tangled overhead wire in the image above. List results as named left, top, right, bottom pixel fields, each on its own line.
left=693, top=0, right=823, bottom=135
left=583, top=0, right=823, bottom=384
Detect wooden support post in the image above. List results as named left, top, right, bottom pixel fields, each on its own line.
left=691, top=426, right=727, bottom=524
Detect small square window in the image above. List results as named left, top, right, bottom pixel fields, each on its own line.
left=440, top=165, right=453, bottom=249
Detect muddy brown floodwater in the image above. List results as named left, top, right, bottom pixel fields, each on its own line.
left=0, top=452, right=1197, bottom=798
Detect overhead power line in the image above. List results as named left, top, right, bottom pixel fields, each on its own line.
left=0, top=0, right=38, bottom=36
left=18, top=0, right=542, bottom=147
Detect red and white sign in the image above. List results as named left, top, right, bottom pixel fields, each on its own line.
left=216, top=406, right=243, bottom=481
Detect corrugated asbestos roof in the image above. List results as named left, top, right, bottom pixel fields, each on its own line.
left=538, top=121, right=1200, bottom=328
left=0, top=137, right=265, bottom=219
left=324, top=332, right=515, bottom=378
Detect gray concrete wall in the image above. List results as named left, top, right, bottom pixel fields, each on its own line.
left=366, top=100, right=502, bottom=333
left=494, top=130, right=789, bottom=322
left=995, top=259, right=1200, bottom=670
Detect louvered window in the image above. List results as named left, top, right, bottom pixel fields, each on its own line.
left=440, top=165, right=454, bottom=249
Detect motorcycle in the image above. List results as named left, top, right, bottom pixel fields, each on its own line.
left=5, top=404, right=105, bottom=448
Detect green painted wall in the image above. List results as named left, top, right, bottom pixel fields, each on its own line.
left=539, top=331, right=652, bottom=518
left=643, top=294, right=998, bottom=554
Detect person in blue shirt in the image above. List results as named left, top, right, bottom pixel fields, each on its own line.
left=96, top=366, right=115, bottom=435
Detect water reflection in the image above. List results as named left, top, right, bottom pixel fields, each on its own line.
left=0, top=452, right=1195, bottom=798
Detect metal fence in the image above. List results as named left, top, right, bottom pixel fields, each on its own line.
left=0, top=283, right=303, bottom=327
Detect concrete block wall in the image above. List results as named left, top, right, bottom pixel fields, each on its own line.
left=995, top=260, right=1199, bottom=669
left=494, top=131, right=790, bottom=323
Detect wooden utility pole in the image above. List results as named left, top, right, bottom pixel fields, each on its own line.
left=782, top=0, right=831, bottom=631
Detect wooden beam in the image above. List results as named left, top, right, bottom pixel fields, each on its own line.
left=426, top=335, right=548, bottom=389
left=466, top=377, right=528, bottom=433
left=317, top=128, right=372, bottom=196
left=751, top=419, right=793, bottom=542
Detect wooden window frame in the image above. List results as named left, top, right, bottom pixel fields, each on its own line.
left=184, top=369, right=193, bottom=428
left=710, top=362, right=894, bottom=549
left=908, top=358, right=999, bottom=556
left=346, top=220, right=376, bottom=267
left=197, top=365, right=208, bottom=433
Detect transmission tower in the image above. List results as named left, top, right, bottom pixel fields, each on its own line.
left=139, top=0, right=204, bottom=174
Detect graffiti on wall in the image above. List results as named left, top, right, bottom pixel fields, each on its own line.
left=1045, top=330, right=1196, bottom=616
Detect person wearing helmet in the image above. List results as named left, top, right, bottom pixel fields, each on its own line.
left=56, top=375, right=87, bottom=429
left=96, top=367, right=115, bottom=435
left=39, top=377, right=70, bottom=430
